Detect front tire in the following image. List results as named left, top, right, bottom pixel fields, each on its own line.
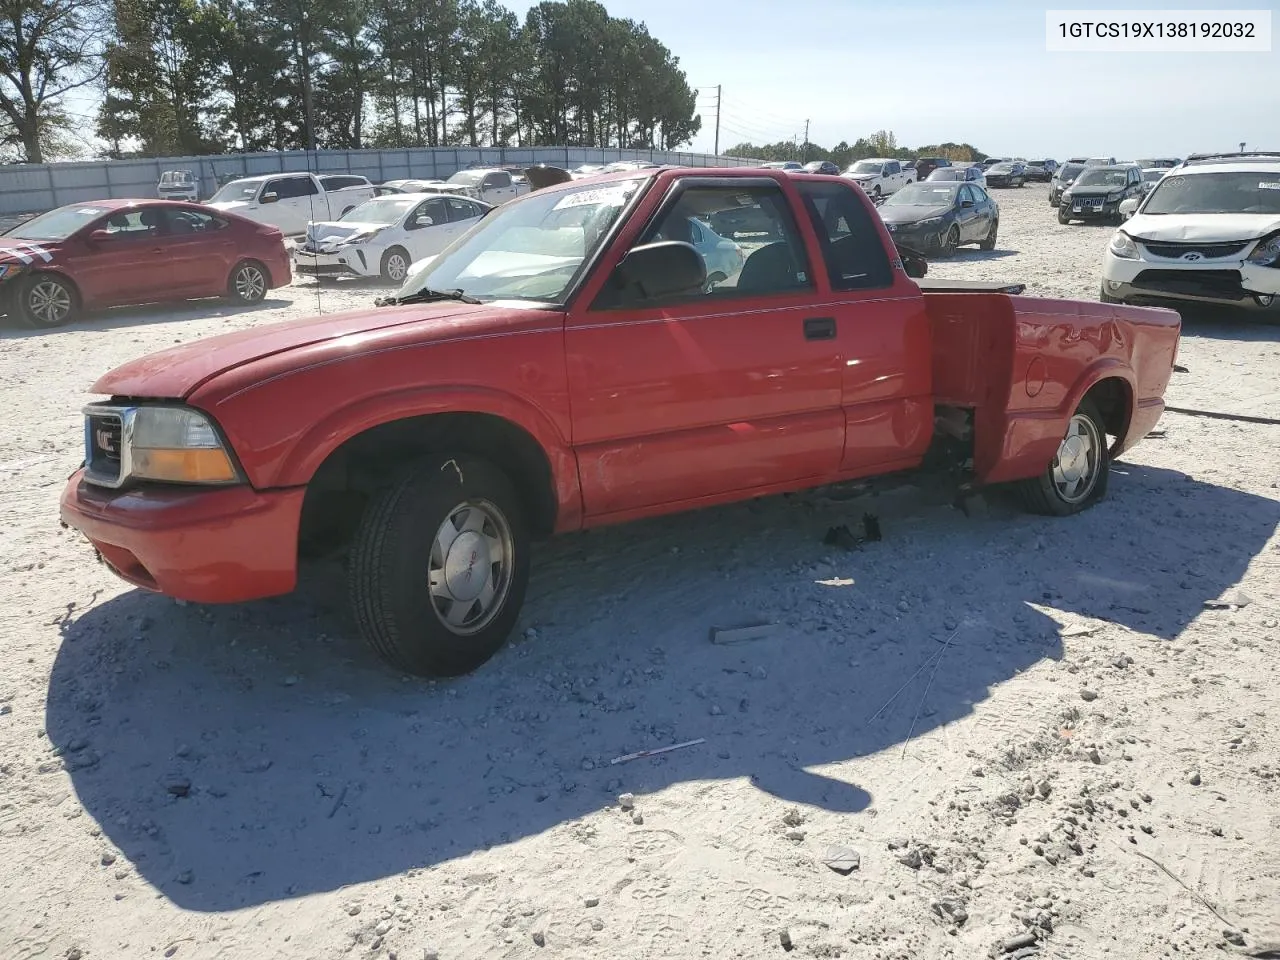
left=349, top=454, right=530, bottom=677
left=380, top=246, right=411, bottom=284
left=1057, top=207, right=1072, bottom=224
left=1015, top=400, right=1110, bottom=516
left=15, top=273, right=78, bottom=328
left=228, top=260, right=268, bottom=304
left=940, top=224, right=960, bottom=257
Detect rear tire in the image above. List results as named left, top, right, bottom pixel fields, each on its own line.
left=349, top=454, right=530, bottom=677
left=227, top=260, right=268, bottom=304
left=14, top=273, right=79, bottom=328
left=1015, top=400, right=1110, bottom=517
left=980, top=218, right=998, bottom=251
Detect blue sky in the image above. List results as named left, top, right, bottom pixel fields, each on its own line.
left=505, top=0, right=1279, bottom=159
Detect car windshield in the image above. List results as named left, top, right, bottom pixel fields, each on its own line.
left=1058, top=164, right=1085, bottom=181
left=927, top=169, right=962, bottom=181
left=886, top=183, right=958, bottom=206
left=6, top=204, right=110, bottom=241
left=848, top=161, right=883, bottom=174
left=209, top=180, right=262, bottom=202
left=1143, top=170, right=1166, bottom=182
left=160, top=171, right=193, bottom=184
left=989, top=164, right=1014, bottom=173
left=341, top=196, right=417, bottom=224
left=448, top=170, right=486, bottom=186
left=395, top=178, right=645, bottom=303
left=1074, top=169, right=1128, bottom=187
left=1141, top=171, right=1280, bottom=215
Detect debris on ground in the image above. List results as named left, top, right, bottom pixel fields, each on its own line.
left=709, top=623, right=777, bottom=645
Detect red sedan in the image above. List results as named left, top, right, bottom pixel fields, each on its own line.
left=0, top=199, right=291, bottom=328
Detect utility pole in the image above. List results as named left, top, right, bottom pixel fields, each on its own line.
left=803, top=119, right=810, bottom=162
left=713, top=85, right=721, bottom=155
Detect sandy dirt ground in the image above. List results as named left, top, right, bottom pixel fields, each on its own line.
left=2, top=183, right=1279, bottom=960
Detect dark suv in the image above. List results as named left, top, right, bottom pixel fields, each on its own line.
left=1049, top=161, right=1087, bottom=206
left=913, top=157, right=952, bottom=179
left=1058, top=164, right=1144, bottom=224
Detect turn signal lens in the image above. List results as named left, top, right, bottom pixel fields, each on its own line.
left=131, top=448, right=238, bottom=484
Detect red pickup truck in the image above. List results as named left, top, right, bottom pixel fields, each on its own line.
left=59, top=167, right=1181, bottom=677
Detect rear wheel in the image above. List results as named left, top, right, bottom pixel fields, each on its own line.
left=15, top=273, right=78, bottom=328
left=380, top=246, right=411, bottom=284
left=1015, top=400, right=1109, bottom=516
left=349, top=454, right=530, bottom=677
left=980, top=218, right=998, bottom=251
left=228, top=260, right=268, bottom=304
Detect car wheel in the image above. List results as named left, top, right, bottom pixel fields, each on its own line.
left=349, top=454, right=530, bottom=677
left=15, top=273, right=79, bottom=328
left=227, top=260, right=268, bottom=304
left=1015, top=400, right=1109, bottom=517
left=380, top=247, right=411, bottom=284
left=1057, top=207, right=1072, bottom=225
left=980, top=218, right=998, bottom=251
left=940, top=224, right=960, bottom=257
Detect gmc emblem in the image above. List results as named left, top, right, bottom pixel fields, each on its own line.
left=95, top=428, right=117, bottom=454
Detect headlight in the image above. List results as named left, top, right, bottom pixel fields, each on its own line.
left=1106, top=192, right=1123, bottom=202
left=0, top=263, right=24, bottom=281
left=84, top=405, right=241, bottom=487
left=1109, top=231, right=1138, bottom=260
left=1247, top=233, right=1280, bottom=266
left=339, top=229, right=382, bottom=246
left=917, top=217, right=944, bottom=227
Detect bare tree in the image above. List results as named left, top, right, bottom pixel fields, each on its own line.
left=0, top=0, right=104, bottom=162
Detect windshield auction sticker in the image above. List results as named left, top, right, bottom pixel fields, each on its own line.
left=1045, top=10, right=1271, bottom=51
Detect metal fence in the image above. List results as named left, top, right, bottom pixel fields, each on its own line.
left=0, top=146, right=763, bottom=216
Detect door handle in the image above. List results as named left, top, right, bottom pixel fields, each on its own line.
left=804, top=316, right=836, bottom=340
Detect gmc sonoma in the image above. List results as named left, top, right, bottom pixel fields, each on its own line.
left=59, top=168, right=1181, bottom=677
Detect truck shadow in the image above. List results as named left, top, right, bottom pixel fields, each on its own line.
left=45, top=464, right=1278, bottom=911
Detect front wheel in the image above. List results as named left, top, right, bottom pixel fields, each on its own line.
left=349, top=454, right=530, bottom=677
left=940, top=224, right=960, bottom=257
left=14, top=273, right=78, bottom=328
left=1015, top=401, right=1109, bottom=516
left=1057, top=207, right=1071, bottom=225
left=381, top=246, right=411, bottom=284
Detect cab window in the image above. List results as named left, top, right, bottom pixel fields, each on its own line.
left=796, top=181, right=893, bottom=291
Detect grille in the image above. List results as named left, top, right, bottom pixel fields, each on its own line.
left=85, top=412, right=123, bottom=484
left=1132, top=269, right=1245, bottom=300
left=1140, top=240, right=1250, bottom=260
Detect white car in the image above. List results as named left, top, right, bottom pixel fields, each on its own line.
left=1119, top=168, right=1170, bottom=219
left=842, top=158, right=913, bottom=198
left=1100, top=153, right=1280, bottom=312
left=293, top=192, right=491, bottom=283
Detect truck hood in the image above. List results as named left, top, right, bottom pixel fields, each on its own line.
left=91, top=301, right=519, bottom=400
left=1123, top=213, right=1280, bottom=243
left=207, top=200, right=250, bottom=212
left=0, top=236, right=61, bottom=265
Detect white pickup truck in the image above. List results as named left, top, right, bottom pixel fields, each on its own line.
left=207, top=172, right=376, bottom=237
left=442, top=168, right=532, bottom=205
left=841, top=157, right=914, bottom=198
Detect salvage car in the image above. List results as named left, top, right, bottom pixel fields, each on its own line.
left=208, top=173, right=375, bottom=237
left=444, top=168, right=530, bottom=205
left=803, top=160, right=841, bottom=176
left=984, top=162, right=1027, bottom=188
left=1049, top=161, right=1087, bottom=206
left=1024, top=160, right=1058, bottom=182
left=1058, top=164, right=1144, bottom=224
left=293, top=193, right=490, bottom=283
left=59, top=168, right=1180, bottom=677
left=927, top=166, right=987, bottom=188
left=157, top=169, right=199, bottom=202
left=878, top=181, right=999, bottom=256
left=912, top=157, right=952, bottom=180
left=1100, top=152, right=1280, bottom=311
left=1, top=200, right=290, bottom=328
left=843, top=158, right=913, bottom=197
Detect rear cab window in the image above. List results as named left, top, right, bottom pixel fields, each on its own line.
left=795, top=181, right=894, bottom=291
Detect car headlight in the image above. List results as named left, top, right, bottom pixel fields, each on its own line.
left=917, top=217, right=944, bottom=227
left=1247, top=233, right=1280, bottom=266
left=1106, top=192, right=1123, bottom=202
left=85, top=405, right=241, bottom=487
left=339, top=228, right=382, bottom=246
left=0, top=263, right=23, bottom=281
left=1109, top=230, right=1138, bottom=260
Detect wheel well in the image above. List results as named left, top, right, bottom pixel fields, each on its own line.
left=297, top=412, right=558, bottom=559
left=1082, top=377, right=1132, bottom=448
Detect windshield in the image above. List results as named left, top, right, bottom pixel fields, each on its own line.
left=209, top=180, right=261, bottom=203
left=1058, top=164, right=1085, bottom=181
left=395, top=178, right=645, bottom=303
left=1142, top=171, right=1280, bottom=215
left=1143, top=170, right=1166, bottom=182
left=848, top=161, right=883, bottom=174
left=927, top=169, right=962, bottom=181
left=989, top=164, right=1014, bottom=173
left=341, top=197, right=417, bottom=224
left=160, top=171, right=192, bottom=184
left=6, top=204, right=109, bottom=241
left=886, top=183, right=958, bottom=206
left=1074, top=169, right=1128, bottom=187
left=448, top=170, right=485, bottom=186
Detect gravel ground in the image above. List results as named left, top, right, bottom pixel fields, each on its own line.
left=2, top=183, right=1279, bottom=960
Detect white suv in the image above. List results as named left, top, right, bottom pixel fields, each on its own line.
left=1100, top=153, right=1280, bottom=312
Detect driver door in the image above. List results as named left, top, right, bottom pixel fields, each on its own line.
left=565, top=177, right=846, bottom=519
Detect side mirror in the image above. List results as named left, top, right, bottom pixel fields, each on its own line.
left=960, top=199, right=974, bottom=208
left=260, top=192, right=278, bottom=204
left=611, top=241, right=706, bottom=302
left=88, top=229, right=115, bottom=243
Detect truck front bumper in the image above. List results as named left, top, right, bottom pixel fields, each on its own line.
left=60, top=469, right=305, bottom=603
